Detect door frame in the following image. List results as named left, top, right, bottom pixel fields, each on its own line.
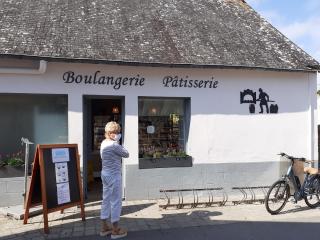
left=82, top=95, right=125, bottom=199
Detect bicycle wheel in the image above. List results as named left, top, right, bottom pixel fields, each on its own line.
left=304, top=193, right=320, bottom=208
left=265, top=180, right=290, bottom=215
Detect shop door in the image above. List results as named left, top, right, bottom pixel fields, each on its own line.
left=83, top=96, right=125, bottom=202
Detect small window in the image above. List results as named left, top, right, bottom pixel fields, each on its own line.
left=138, top=97, right=191, bottom=169
left=0, top=94, right=68, bottom=177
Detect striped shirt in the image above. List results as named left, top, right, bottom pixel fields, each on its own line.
left=100, top=139, right=129, bottom=176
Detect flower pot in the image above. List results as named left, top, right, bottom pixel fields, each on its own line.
left=139, top=156, right=193, bottom=169
left=0, top=165, right=24, bottom=178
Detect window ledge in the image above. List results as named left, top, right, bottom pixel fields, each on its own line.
left=0, top=166, right=25, bottom=178
left=139, top=156, right=193, bottom=169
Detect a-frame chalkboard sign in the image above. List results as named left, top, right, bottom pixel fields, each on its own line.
left=23, top=144, right=85, bottom=233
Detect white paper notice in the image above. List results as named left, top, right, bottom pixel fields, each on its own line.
left=52, top=148, right=70, bottom=163
left=56, top=182, right=71, bottom=205
left=55, top=162, right=69, bottom=183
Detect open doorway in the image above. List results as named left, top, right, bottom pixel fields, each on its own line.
left=83, top=96, right=124, bottom=202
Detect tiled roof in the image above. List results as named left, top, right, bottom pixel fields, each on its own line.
left=0, top=0, right=319, bottom=71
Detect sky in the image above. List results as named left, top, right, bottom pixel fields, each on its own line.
left=246, top=0, right=320, bottom=62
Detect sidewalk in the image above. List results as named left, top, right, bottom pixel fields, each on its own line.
left=1, top=199, right=320, bottom=240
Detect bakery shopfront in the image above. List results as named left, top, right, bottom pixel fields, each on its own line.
left=0, top=0, right=319, bottom=206
left=0, top=60, right=318, bottom=205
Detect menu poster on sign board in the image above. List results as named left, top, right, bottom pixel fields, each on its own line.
left=53, top=152, right=71, bottom=205
left=24, top=144, right=85, bottom=234
left=56, top=182, right=71, bottom=205
left=55, top=162, right=69, bottom=184
left=52, top=148, right=70, bottom=163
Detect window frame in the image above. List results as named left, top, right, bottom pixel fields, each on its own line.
left=138, top=96, right=192, bottom=169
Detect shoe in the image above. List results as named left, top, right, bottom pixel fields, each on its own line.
left=100, top=227, right=112, bottom=236
left=111, top=227, right=127, bottom=239
left=100, top=221, right=112, bottom=236
left=289, top=197, right=297, bottom=204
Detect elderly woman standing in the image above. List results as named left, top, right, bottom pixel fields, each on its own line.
left=100, top=121, right=129, bottom=239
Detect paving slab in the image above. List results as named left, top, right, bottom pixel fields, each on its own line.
left=0, top=199, right=320, bottom=240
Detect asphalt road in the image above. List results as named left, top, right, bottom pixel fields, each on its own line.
left=63, top=218, right=320, bottom=240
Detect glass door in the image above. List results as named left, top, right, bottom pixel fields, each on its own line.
left=83, top=96, right=124, bottom=201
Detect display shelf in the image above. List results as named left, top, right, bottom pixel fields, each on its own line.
left=138, top=115, right=185, bottom=158
left=92, top=114, right=121, bottom=151
left=92, top=115, right=110, bottom=151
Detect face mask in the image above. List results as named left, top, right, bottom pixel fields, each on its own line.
left=113, top=133, right=121, bottom=142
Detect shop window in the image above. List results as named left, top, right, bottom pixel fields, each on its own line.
left=0, top=94, right=68, bottom=177
left=138, top=97, right=191, bottom=169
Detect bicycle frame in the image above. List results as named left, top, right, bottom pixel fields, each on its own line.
left=284, top=161, right=298, bottom=191
left=282, top=159, right=310, bottom=201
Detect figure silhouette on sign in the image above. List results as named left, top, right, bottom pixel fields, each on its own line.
left=257, top=88, right=269, bottom=113
left=240, top=88, right=278, bottom=114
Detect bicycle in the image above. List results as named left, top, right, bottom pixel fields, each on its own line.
left=265, top=152, right=320, bottom=215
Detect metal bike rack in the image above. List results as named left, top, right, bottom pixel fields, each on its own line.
left=159, top=187, right=227, bottom=209
left=231, top=186, right=270, bottom=205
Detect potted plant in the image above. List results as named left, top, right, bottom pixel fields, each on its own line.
left=139, top=149, right=192, bottom=169
left=0, top=155, right=7, bottom=168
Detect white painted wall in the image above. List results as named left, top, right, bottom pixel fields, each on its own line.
left=0, top=62, right=318, bottom=169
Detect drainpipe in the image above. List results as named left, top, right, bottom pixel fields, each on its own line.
left=0, top=60, right=47, bottom=74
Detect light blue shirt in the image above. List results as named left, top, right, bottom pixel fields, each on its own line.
left=100, top=139, right=129, bottom=176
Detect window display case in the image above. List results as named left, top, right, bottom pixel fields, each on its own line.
left=138, top=97, right=191, bottom=169
left=138, top=114, right=185, bottom=158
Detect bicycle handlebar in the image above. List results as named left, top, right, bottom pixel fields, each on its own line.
left=278, top=152, right=306, bottom=162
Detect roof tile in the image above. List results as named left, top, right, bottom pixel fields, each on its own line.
left=0, top=0, right=319, bottom=70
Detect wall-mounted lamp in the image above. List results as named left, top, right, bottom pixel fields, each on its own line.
left=151, top=107, right=157, bottom=114
left=112, top=106, right=119, bottom=114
